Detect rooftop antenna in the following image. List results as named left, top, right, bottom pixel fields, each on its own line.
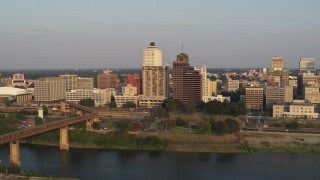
left=182, top=43, right=184, bottom=53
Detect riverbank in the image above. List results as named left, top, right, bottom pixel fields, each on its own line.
left=23, top=130, right=320, bottom=153
left=241, top=131, right=320, bottom=153
left=0, top=173, right=79, bottom=180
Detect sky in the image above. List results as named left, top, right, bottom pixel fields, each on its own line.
left=0, top=0, right=319, bottom=69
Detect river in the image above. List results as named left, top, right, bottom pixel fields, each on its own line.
left=0, top=144, right=320, bottom=180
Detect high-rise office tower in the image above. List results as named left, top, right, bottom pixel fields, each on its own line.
left=59, top=74, right=78, bottom=92
left=245, top=87, right=264, bottom=111
left=272, top=56, right=284, bottom=70
left=299, top=58, right=316, bottom=73
left=172, top=53, right=201, bottom=102
left=97, top=69, right=119, bottom=89
left=267, top=56, right=289, bottom=87
left=142, top=42, right=169, bottom=99
left=265, top=86, right=293, bottom=110
left=77, top=77, right=94, bottom=90
left=34, top=77, right=66, bottom=102
left=199, top=64, right=209, bottom=99
left=143, top=42, right=162, bottom=66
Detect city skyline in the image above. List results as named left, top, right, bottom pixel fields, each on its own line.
left=1, top=0, right=319, bottom=69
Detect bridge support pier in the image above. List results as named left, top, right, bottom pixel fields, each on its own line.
left=93, top=116, right=99, bottom=122
left=60, top=126, right=69, bottom=150
left=76, top=110, right=83, bottom=116
left=60, top=101, right=69, bottom=113
left=86, top=119, right=93, bottom=129
left=9, top=140, right=21, bottom=167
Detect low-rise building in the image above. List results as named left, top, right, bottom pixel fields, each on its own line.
left=0, top=87, right=32, bottom=104
left=202, top=95, right=230, bottom=103
left=66, top=88, right=115, bottom=106
left=304, top=86, right=319, bottom=103
left=138, top=96, right=165, bottom=108
left=122, top=84, right=137, bottom=96
left=273, top=103, right=319, bottom=119
left=226, top=80, right=239, bottom=92
left=77, top=77, right=94, bottom=90
left=115, top=95, right=138, bottom=108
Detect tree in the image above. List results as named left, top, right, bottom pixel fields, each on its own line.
left=122, top=101, right=136, bottom=109
left=152, top=107, right=169, bottom=118
left=111, top=95, right=115, bottom=102
left=198, top=121, right=211, bottom=134
left=42, top=105, right=49, bottom=116
left=215, top=121, right=230, bottom=135
left=35, top=117, right=44, bottom=126
left=80, top=98, right=95, bottom=107
left=184, top=101, right=196, bottom=114
left=4, top=98, right=11, bottom=107
left=195, top=100, right=206, bottom=112
left=175, top=118, right=188, bottom=127
left=225, top=119, right=240, bottom=134
left=74, top=122, right=86, bottom=129
left=236, top=101, right=247, bottom=115
left=92, top=122, right=101, bottom=130
left=220, top=75, right=227, bottom=84
left=114, top=120, right=131, bottom=133
left=162, top=99, right=176, bottom=112
left=162, top=99, right=184, bottom=113
left=291, top=120, right=300, bottom=130
left=109, top=101, right=117, bottom=108
left=173, top=99, right=184, bottom=112
left=205, top=100, right=223, bottom=115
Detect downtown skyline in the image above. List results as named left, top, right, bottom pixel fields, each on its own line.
left=1, top=0, right=319, bottom=69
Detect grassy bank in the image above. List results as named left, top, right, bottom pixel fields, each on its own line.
left=242, top=131, right=320, bottom=153
left=25, top=130, right=168, bottom=151
left=0, top=165, right=78, bottom=180
left=24, top=129, right=320, bottom=153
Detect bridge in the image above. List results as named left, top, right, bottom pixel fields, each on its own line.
left=0, top=101, right=99, bottom=167
left=0, top=107, right=38, bottom=113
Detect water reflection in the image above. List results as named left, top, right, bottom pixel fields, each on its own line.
left=148, top=151, right=163, bottom=158
left=216, top=153, right=238, bottom=163
left=196, top=152, right=212, bottom=161
left=60, top=150, right=70, bottom=175
left=1, top=145, right=320, bottom=180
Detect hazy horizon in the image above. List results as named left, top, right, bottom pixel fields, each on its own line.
left=1, top=0, right=319, bottom=69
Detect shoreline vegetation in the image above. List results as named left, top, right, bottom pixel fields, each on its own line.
left=22, top=130, right=320, bottom=154
left=0, top=168, right=78, bottom=180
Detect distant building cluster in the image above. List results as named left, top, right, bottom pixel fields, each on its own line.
left=0, top=42, right=319, bottom=119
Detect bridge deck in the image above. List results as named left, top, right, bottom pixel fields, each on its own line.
left=0, top=102, right=98, bottom=145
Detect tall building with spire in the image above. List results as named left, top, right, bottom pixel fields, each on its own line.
left=141, top=42, right=169, bottom=107
left=172, top=53, right=201, bottom=102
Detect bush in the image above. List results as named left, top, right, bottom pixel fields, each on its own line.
left=198, top=121, right=211, bottom=134
left=92, top=122, right=101, bottom=130
left=215, top=121, right=229, bottom=135
left=35, top=117, right=44, bottom=126
left=225, top=119, right=240, bottom=133
left=80, top=98, right=95, bottom=107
